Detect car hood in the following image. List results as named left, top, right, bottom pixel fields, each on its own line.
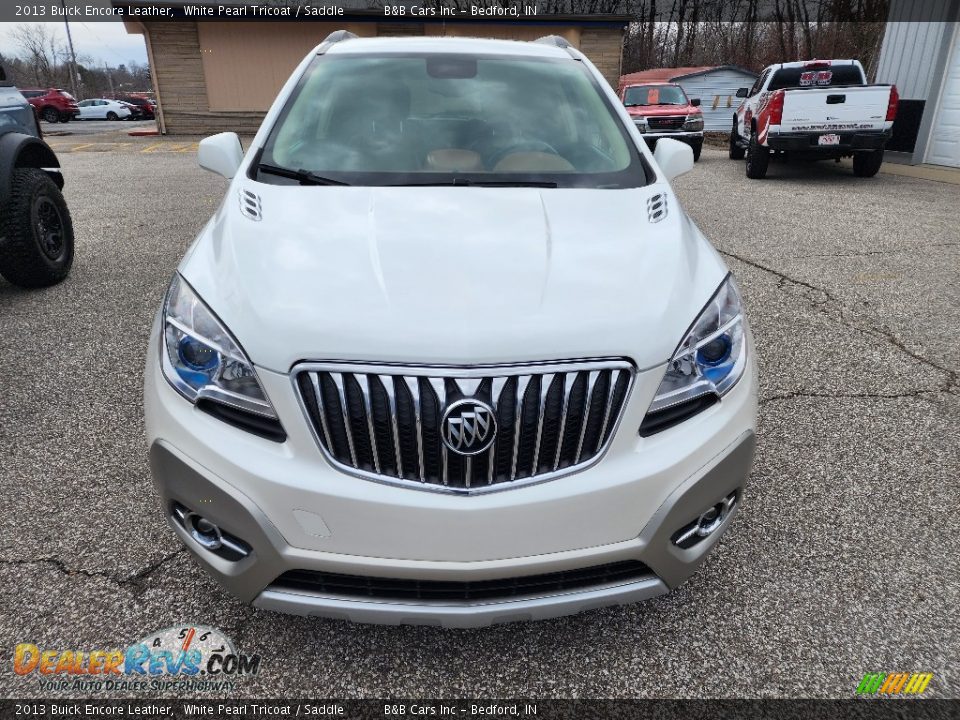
left=181, top=184, right=727, bottom=373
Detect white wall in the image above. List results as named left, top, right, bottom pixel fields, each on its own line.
left=676, top=69, right=757, bottom=132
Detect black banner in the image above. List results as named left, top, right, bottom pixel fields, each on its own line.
left=1, top=700, right=959, bottom=720
left=1, top=0, right=958, bottom=24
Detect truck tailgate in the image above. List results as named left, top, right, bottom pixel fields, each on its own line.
left=779, top=85, right=891, bottom=133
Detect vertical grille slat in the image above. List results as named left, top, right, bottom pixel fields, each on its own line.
left=331, top=373, right=358, bottom=468
left=382, top=376, right=404, bottom=480
left=402, top=377, right=425, bottom=482
left=575, top=371, right=600, bottom=464
left=297, top=361, right=633, bottom=492
left=359, top=375, right=382, bottom=475
left=510, top=375, right=533, bottom=482
left=552, top=373, right=573, bottom=471
left=530, top=373, right=554, bottom=476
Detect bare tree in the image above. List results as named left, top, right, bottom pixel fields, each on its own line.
left=8, top=24, right=66, bottom=87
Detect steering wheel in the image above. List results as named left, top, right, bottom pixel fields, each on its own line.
left=485, top=140, right=562, bottom=169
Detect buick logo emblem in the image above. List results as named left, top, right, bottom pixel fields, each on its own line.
left=441, top=399, right=497, bottom=456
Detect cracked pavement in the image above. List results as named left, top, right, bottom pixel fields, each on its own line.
left=0, top=145, right=957, bottom=698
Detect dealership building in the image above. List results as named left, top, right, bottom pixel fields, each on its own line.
left=118, top=1, right=630, bottom=135
left=875, top=0, right=960, bottom=167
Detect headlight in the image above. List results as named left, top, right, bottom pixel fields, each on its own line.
left=643, top=275, right=746, bottom=423
left=633, top=117, right=647, bottom=133
left=684, top=115, right=704, bottom=131
left=161, top=274, right=277, bottom=419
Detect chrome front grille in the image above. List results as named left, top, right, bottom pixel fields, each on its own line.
left=647, top=115, right=686, bottom=131
left=294, top=361, right=635, bottom=493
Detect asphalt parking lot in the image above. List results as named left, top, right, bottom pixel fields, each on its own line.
left=0, top=145, right=957, bottom=699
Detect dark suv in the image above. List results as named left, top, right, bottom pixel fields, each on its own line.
left=0, top=66, right=75, bottom=287
left=18, top=88, right=80, bottom=123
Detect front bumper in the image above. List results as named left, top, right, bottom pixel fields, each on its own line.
left=640, top=131, right=703, bottom=141
left=632, top=122, right=703, bottom=143
left=145, top=322, right=758, bottom=626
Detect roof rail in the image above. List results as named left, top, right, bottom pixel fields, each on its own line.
left=322, top=30, right=358, bottom=44
left=534, top=35, right=571, bottom=49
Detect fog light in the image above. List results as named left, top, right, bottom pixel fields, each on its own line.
left=185, top=512, right=223, bottom=550
left=171, top=502, right=251, bottom=561
left=671, top=492, right=738, bottom=549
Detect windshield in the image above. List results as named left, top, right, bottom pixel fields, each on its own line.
left=623, top=85, right=688, bottom=107
left=258, top=53, right=651, bottom=188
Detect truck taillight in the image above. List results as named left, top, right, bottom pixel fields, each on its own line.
left=768, top=89, right=785, bottom=126
left=803, top=60, right=831, bottom=68
left=886, top=85, right=899, bottom=122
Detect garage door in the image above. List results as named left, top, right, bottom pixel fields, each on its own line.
left=926, top=25, right=960, bottom=167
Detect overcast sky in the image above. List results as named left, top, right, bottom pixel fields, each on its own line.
left=4, top=22, right=148, bottom=67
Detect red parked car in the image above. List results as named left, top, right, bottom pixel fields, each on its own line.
left=617, top=81, right=705, bottom=161
left=17, top=88, right=80, bottom=124
left=110, top=94, right=155, bottom=120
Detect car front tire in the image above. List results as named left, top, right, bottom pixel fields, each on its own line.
left=745, top=128, right=769, bottom=179
left=0, top=168, right=75, bottom=288
left=106, top=111, right=118, bottom=121
left=41, top=107, right=60, bottom=124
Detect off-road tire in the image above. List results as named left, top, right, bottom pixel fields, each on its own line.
left=729, top=123, right=746, bottom=160
left=853, top=149, right=884, bottom=178
left=41, top=107, right=59, bottom=124
left=745, top=128, right=770, bottom=179
left=0, top=168, right=74, bottom=288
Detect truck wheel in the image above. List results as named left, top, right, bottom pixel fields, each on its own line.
left=0, top=169, right=75, bottom=288
left=41, top=107, right=60, bottom=124
left=690, top=139, right=703, bottom=162
left=853, top=149, right=884, bottom=178
left=745, top=128, right=769, bottom=179
left=729, top=123, right=745, bottom=160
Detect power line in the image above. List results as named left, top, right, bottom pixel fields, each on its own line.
left=79, top=22, right=141, bottom=66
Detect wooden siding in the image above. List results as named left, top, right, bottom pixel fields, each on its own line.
left=579, top=29, right=623, bottom=88
left=199, top=22, right=376, bottom=112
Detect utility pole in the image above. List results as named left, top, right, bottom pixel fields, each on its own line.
left=60, top=0, right=81, bottom=99
left=103, top=61, right=115, bottom=95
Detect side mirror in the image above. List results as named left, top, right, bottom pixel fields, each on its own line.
left=198, top=132, right=243, bottom=179
left=690, top=98, right=701, bottom=107
left=735, top=87, right=749, bottom=98
left=654, top=138, right=694, bottom=181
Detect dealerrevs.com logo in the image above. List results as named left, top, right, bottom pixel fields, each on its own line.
left=13, top=625, right=261, bottom=693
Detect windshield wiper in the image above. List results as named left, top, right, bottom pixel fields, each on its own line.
left=257, top=163, right=350, bottom=186
left=392, top=179, right=559, bottom=188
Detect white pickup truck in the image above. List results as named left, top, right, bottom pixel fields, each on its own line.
left=729, top=59, right=898, bottom=179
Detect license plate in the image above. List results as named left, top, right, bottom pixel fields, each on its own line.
left=819, top=134, right=840, bottom=146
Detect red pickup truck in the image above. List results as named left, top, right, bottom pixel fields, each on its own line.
left=617, top=81, right=704, bottom=161
left=17, top=88, right=80, bottom=124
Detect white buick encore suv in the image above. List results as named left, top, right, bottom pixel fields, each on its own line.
left=144, top=32, right=758, bottom=627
